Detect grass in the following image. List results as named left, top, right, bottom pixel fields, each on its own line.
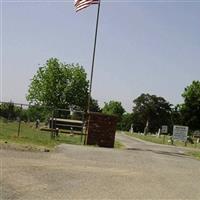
left=124, top=131, right=200, bottom=149
left=187, top=151, right=200, bottom=160
left=0, top=118, right=123, bottom=150
left=123, top=131, right=200, bottom=160
left=114, top=140, right=125, bottom=149
left=126, top=132, right=168, bottom=144
left=0, top=119, right=83, bottom=150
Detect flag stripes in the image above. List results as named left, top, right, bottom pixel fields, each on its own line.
left=74, top=0, right=99, bottom=12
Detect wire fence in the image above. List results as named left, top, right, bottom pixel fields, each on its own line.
left=0, top=101, right=86, bottom=147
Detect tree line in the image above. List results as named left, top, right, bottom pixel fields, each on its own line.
left=102, top=82, right=200, bottom=133
left=1, top=58, right=199, bottom=133
left=0, top=103, right=51, bottom=122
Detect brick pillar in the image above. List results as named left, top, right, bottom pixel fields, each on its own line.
left=86, top=112, right=118, bottom=148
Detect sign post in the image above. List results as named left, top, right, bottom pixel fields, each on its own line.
left=161, top=125, right=168, bottom=144
left=173, top=125, right=189, bottom=145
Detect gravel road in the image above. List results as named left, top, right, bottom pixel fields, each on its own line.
left=1, top=133, right=200, bottom=200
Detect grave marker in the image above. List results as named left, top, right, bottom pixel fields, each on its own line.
left=161, top=125, right=168, bottom=134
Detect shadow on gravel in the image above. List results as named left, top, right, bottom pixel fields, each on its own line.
left=126, top=148, right=187, bottom=158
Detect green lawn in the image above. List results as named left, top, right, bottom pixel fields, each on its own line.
left=0, top=118, right=123, bottom=150
left=123, top=131, right=200, bottom=160
left=124, top=132, right=200, bottom=149
left=0, top=119, right=83, bottom=149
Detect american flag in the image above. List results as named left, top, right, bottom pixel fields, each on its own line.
left=74, top=0, right=100, bottom=12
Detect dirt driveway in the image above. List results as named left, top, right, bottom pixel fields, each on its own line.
left=1, top=134, right=200, bottom=200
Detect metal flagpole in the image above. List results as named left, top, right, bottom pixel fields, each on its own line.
left=84, top=0, right=101, bottom=145
left=87, top=0, right=101, bottom=113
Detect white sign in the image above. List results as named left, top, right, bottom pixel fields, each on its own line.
left=173, top=125, right=188, bottom=142
left=161, top=125, right=168, bottom=134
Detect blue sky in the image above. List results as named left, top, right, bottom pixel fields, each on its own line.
left=1, top=0, right=200, bottom=112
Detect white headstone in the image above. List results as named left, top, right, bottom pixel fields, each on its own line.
left=130, top=124, right=133, bottom=133
left=157, top=128, right=161, bottom=137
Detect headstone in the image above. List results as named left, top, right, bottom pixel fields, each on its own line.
left=130, top=124, right=133, bottom=133
left=161, top=125, right=168, bottom=134
left=144, top=120, right=149, bottom=135
left=16, top=116, right=20, bottom=122
left=157, top=128, right=161, bottom=137
left=35, top=119, right=40, bottom=128
left=193, top=130, right=200, bottom=138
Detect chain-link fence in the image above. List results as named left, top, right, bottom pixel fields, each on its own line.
left=0, top=101, right=86, bottom=147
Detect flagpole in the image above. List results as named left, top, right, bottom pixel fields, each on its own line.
left=87, top=0, right=101, bottom=113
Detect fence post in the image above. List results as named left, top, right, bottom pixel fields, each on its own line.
left=162, top=135, right=166, bottom=144
left=51, top=110, right=55, bottom=139
left=80, top=112, right=84, bottom=144
left=17, top=104, right=23, bottom=137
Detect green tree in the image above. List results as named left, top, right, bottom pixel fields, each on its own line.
left=102, top=101, right=125, bottom=120
left=171, top=105, right=183, bottom=126
left=0, top=102, right=17, bottom=120
left=89, top=98, right=101, bottom=112
left=181, top=81, right=200, bottom=130
left=26, top=105, right=51, bottom=122
left=27, top=58, right=89, bottom=110
left=102, top=101, right=125, bottom=130
left=120, top=113, right=133, bottom=131
left=132, top=94, right=172, bottom=133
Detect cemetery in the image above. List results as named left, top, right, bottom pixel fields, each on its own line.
left=1, top=1, right=200, bottom=199
left=0, top=105, right=120, bottom=149
left=125, top=124, right=200, bottom=149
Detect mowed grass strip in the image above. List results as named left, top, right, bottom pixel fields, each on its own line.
left=187, top=151, right=200, bottom=160
left=114, top=140, right=125, bottom=149
left=126, top=132, right=167, bottom=144
left=124, top=131, right=200, bottom=160
left=124, top=132, right=200, bottom=149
